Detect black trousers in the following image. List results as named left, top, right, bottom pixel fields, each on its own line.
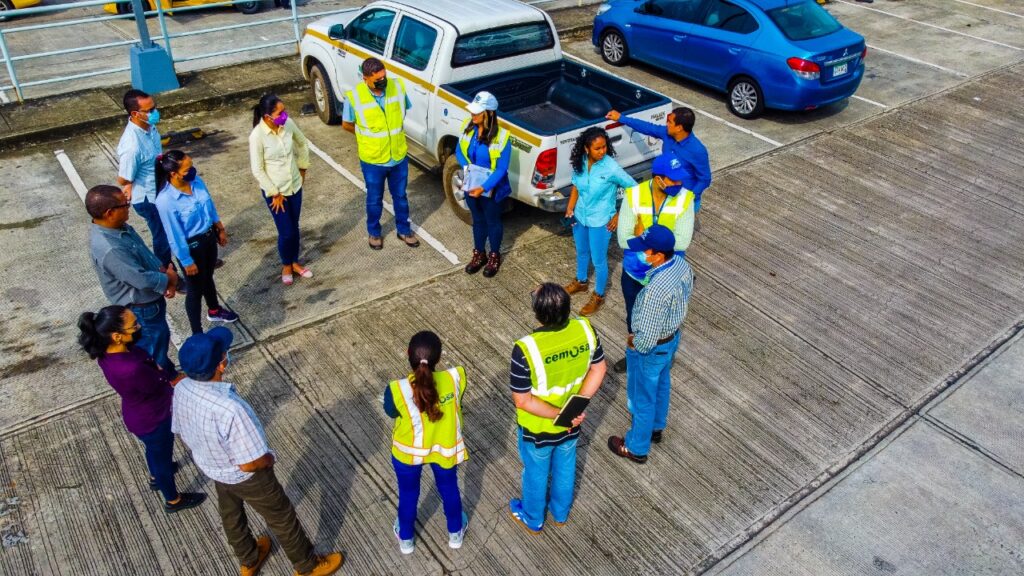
left=182, top=229, right=221, bottom=335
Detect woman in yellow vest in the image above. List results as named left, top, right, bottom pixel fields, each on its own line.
left=457, top=91, right=512, bottom=278
left=384, top=331, right=469, bottom=554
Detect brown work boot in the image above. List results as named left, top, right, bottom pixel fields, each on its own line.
left=579, top=293, right=604, bottom=316
left=482, top=252, right=502, bottom=278
left=464, top=250, right=486, bottom=274
left=564, top=279, right=589, bottom=295
left=294, top=552, right=344, bottom=576
left=240, top=535, right=271, bottom=576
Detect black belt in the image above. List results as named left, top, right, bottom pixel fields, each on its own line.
left=187, top=227, right=215, bottom=248
left=656, top=331, right=678, bottom=346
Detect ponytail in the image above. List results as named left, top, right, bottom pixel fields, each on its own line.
left=154, top=150, right=187, bottom=196
left=77, top=305, right=128, bottom=359
left=253, top=93, right=282, bottom=127
left=407, top=331, right=443, bottom=422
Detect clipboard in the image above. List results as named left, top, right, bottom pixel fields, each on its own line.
left=553, top=395, right=590, bottom=428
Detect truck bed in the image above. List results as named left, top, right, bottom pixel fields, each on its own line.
left=443, top=59, right=668, bottom=136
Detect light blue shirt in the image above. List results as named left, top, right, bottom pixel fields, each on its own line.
left=571, top=155, right=637, bottom=227
left=154, top=175, right=220, bottom=268
left=117, top=121, right=162, bottom=204
left=343, top=91, right=412, bottom=168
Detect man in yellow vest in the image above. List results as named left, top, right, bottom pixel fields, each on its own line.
left=342, top=57, right=419, bottom=250
left=611, top=153, right=695, bottom=373
left=508, top=283, right=607, bottom=533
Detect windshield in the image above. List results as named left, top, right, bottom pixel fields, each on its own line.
left=768, top=2, right=842, bottom=41
left=452, top=22, right=555, bottom=67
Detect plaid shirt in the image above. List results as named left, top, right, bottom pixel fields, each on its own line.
left=631, top=256, right=693, bottom=354
left=171, top=379, right=270, bottom=485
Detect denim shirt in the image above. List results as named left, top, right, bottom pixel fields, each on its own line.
left=571, top=156, right=636, bottom=227
left=117, top=121, right=162, bottom=204
left=155, top=175, right=221, bottom=267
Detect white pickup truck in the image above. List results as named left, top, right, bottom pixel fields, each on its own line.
left=299, top=0, right=671, bottom=222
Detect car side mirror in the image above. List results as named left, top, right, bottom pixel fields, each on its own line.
left=328, top=24, right=345, bottom=41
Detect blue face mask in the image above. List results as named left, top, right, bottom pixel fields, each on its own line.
left=623, top=249, right=654, bottom=283
left=145, top=108, right=161, bottom=125
left=183, top=166, right=197, bottom=182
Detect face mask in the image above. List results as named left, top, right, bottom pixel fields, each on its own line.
left=622, top=249, right=654, bottom=283
left=272, top=111, right=289, bottom=127
left=373, top=77, right=387, bottom=91
left=657, top=176, right=683, bottom=197
left=141, top=109, right=160, bottom=125
left=182, top=167, right=197, bottom=182
left=642, top=252, right=661, bottom=266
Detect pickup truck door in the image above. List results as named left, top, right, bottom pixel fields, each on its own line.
left=338, top=8, right=398, bottom=97
left=630, top=0, right=705, bottom=72
left=684, top=0, right=761, bottom=89
left=387, top=15, right=441, bottom=148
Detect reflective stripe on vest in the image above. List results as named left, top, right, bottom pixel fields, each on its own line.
left=515, top=318, right=596, bottom=435
left=457, top=118, right=510, bottom=172
left=390, top=367, right=467, bottom=467
left=346, top=79, right=408, bottom=164
left=627, top=180, right=694, bottom=231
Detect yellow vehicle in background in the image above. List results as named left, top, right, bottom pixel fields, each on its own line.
left=1, top=0, right=43, bottom=21
left=103, top=0, right=263, bottom=16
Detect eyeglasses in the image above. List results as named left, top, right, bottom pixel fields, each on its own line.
left=122, top=323, right=141, bottom=334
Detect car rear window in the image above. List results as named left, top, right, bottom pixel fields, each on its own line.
left=452, top=22, right=555, bottom=67
left=768, top=2, right=842, bottom=41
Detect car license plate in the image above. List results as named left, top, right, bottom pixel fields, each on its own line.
left=833, top=62, right=848, bottom=77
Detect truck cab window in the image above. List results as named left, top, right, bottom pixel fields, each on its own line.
left=452, top=22, right=554, bottom=67
left=392, top=17, right=438, bottom=71
left=345, top=9, right=396, bottom=54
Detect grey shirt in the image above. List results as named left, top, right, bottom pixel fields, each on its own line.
left=89, top=223, right=168, bottom=306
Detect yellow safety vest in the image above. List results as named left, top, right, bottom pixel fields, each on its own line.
left=390, top=366, right=468, bottom=467
left=458, top=118, right=511, bottom=172
left=514, top=318, right=596, bottom=436
left=627, top=180, right=694, bottom=232
left=346, top=79, right=408, bottom=165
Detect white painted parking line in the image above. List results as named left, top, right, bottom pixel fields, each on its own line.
left=951, top=0, right=1023, bottom=19
left=305, top=140, right=461, bottom=265
left=836, top=0, right=1023, bottom=51
left=852, top=94, right=887, bottom=108
left=562, top=51, right=784, bottom=147
left=0, top=90, right=9, bottom=104
left=867, top=44, right=970, bottom=78
left=55, top=148, right=184, bottom=349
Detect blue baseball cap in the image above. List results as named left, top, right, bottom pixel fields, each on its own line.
left=179, top=326, right=233, bottom=379
left=467, top=91, right=498, bottom=115
left=651, top=153, right=687, bottom=183
left=627, top=224, right=675, bottom=253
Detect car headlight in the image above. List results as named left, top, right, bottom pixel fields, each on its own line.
left=597, top=3, right=611, bottom=15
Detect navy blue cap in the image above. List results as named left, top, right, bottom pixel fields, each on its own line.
left=179, top=326, right=233, bottom=378
left=627, top=224, right=675, bottom=253
left=651, top=153, right=687, bottom=182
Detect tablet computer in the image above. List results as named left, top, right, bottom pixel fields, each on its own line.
left=553, top=395, right=591, bottom=428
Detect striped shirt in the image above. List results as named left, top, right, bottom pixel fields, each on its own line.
left=631, top=256, right=693, bottom=354
left=171, top=379, right=270, bottom=485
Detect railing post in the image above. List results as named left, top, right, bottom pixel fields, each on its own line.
left=130, top=0, right=154, bottom=49
left=0, top=29, right=22, bottom=103
left=290, top=0, right=301, bottom=50
left=128, top=0, right=179, bottom=93
left=155, top=0, right=174, bottom=62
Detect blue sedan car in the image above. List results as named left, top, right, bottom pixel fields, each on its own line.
left=593, top=0, right=866, bottom=119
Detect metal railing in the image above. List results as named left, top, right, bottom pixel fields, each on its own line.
left=0, top=0, right=356, bottom=102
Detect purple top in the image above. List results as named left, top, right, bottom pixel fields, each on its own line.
left=97, top=347, right=173, bottom=436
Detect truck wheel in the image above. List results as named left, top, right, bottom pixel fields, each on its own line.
left=600, top=30, right=629, bottom=66
left=727, top=76, right=765, bottom=120
left=442, top=155, right=473, bottom=225
left=310, top=63, right=341, bottom=125
left=236, top=0, right=261, bottom=14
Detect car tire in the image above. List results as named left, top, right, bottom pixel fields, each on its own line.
left=310, top=62, right=341, bottom=125
left=117, top=0, right=151, bottom=15
left=442, top=154, right=473, bottom=225
left=727, top=76, right=765, bottom=120
left=600, top=30, right=629, bottom=66
left=236, top=0, right=261, bottom=14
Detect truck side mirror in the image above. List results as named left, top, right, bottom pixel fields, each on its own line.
left=328, top=24, right=345, bottom=41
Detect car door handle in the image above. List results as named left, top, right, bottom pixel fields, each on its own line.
left=673, top=35, right=686, bottom=42
left=729, top=47, right=742, bottom=55
left=413, top=86, right=428, bottom=95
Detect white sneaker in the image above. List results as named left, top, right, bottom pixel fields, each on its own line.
left=394, top=519, right=415, bottom=555
left=448, top=511, right=469, bottom=549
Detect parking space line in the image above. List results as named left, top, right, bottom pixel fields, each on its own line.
left=867, top=44, right=970, bottom=78
left=55, top=148, right=184, bottom=350
left=0, top=90, right=9, bottom=104
left=305, top=140, right=461, bottom=265
left=563, top=51, right=784, bottom=147
left=951, top=0, right=1023, bottom=19
left=851, top=94, right=887, bottom=108
left=836, top=0, right=1023, bottom=51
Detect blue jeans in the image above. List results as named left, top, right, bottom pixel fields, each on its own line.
left=130, top=298, right=176, bottom=376
left=263, top=189, right=303, bottom=265
left=361, top=158, right=412, bottom=237
left=392, top=456, right=462, bottom=540
left=136, top=416, right=179, bottom=502
left=517, top=428, right=578, bottom=529
left=624, top=332, right=680, bottom=456
left=466, top=194, right=503, bottom=253
left=572, top=223, right=612, bottom=296
left=133, top=198, right=172, bottom=267
left=621, top=269, right=643, bottom=332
